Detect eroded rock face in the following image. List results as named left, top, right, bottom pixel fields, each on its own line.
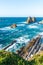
left=27, top=17, right=32, bottom=24
left=32, top=17, right=35, bottom=22
left=11, top=24, right=17, bottom=28
left=26, top=17, right=36, bottom=24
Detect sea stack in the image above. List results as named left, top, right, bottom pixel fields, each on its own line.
left=27, top=17, right=32, bottom=24
left=26, top=17, right=36, bottom=24
left=32, top=17, right=36, bottom=22
left=11, top=24, right=17, bottom=28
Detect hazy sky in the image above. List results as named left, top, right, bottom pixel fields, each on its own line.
left=0, top=0, right=43, bottom=17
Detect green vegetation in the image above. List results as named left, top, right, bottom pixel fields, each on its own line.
left=0, top=50, right=43, bottom=65
left=0, top=50, right=29, bottom=65
left=28, top=51, right=43, bottom=65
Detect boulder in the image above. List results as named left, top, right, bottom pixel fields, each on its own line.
left=11, top=24, right=17, bottom=28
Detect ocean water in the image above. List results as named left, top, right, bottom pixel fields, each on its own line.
left=0, top=17, right=43, bottom=52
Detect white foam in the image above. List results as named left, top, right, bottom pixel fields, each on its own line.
left=0, top=27, right=12, bottom=30
left=39, top=32, right=43, bottom=35
left=28, top=25, right=38, bottom=29
left=6, top=36, right=30, bottom=51
left=16, top=36, right=30, bottom=44
left=24, top=39, right=30, bottom=43
left=6, top=43, right=16, bottom=51
left=22, top=21, right=27, bottom=24
left=0, top=26, right=17, bottom=30
left=19, top=21, right=27, bottom=24
left=17, top=24, right=25, bottom=26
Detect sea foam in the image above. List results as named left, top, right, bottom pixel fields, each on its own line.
left=39, top=32, right=43, bottom=35
left=28, top=25, right=38, bottom=29
left=0, top=27, right=11, bottom=30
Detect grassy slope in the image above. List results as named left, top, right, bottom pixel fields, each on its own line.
left=28, top=51, right=43, bottom=65
left=0, top=50, right=43, bottom=65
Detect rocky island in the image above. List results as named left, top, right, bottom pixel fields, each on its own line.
left=11, top=24, right=17, bottom=28
left=26, top=17, right=36, bottom=24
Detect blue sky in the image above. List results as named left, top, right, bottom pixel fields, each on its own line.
left=0, top=0, right=43, bottom=17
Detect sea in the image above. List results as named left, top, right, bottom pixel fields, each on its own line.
left=0, top=17, right=43, bottom=52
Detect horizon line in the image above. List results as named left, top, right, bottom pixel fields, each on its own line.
left=0, top=16, right=43, bottom=17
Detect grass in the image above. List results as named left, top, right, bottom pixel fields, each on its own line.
left=0, top=50, right=43, bottom=65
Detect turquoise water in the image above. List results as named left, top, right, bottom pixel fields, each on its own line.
left=0, top=17, right=43, bottom=52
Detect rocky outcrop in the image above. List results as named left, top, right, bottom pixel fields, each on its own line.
left=26, top=17, right=36, bottom=24
left=16, top=35, right=41, bottom=59
left=11, top=24, right=17, bottom=28
left=32, top=17, right=35, bottom=22
left=27, top=17, right=32, bottom=24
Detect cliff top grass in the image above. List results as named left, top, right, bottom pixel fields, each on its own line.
left=0, top=50, right=43, bottom=65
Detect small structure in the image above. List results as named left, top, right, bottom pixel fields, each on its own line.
left=11, top=24, right=17, bottom=28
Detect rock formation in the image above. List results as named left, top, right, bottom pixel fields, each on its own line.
left=26, top=17, right=36, bottom=24
left=32, top=17, right=35, bottom=22
left=11, top=24, right=17, bottom=28
left=27, top=17, right=32, bottom=24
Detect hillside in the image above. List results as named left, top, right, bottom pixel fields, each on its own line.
left=0, top=50, right=29, bottom=65
left=28, top=51, right=43, bottom=65
left=0, top=50, right=43, bottom=65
